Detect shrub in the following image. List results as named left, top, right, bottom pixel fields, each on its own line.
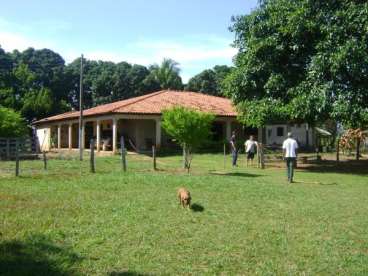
left=162, top=106, right=215, bottom=172
left=0, top=106, right=27, bottom=137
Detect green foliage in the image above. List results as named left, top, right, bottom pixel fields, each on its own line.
left=64, top=58, right=162, bottom=109
left=0, top=106, right=27, bottom=137
left=0, top=46, right=184, bottom=122
left=225, top=0, right=368, bottom=128
left=186, top=65, right=232, bottom=96
left=162, top=107, right=215, bottom=171
left=148, top=58, right=183, bottom=90
left=21, top=88, right=53, bottom=120
left=162, top=107, right=215, bottom=149
left=237, top=99, right=290, bottom=127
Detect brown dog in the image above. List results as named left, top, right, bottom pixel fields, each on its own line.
left=177, top=188, right=191, bottom=209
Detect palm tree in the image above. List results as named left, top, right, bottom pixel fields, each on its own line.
left=149, top=58, right=183, bottom=90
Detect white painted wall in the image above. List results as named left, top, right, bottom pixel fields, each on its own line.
left=36, top=127, right=51, bottom=151
left=265, top=124, right=287, bottom=145
left=265, top=123, right=314, bottom=147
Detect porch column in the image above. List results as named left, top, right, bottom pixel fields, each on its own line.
left=112, top=118, right=117, bottom=153
left=96, top=120, right=101, bottom=152
left=57, top=124, right=61, bottom=149
left=68, top=123, right=72, bottom=149
left=155, top=118, right=161, bottom=148
left=226, top=120, right=232, bottom=141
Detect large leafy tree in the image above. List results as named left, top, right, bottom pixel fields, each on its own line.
left=0, top=47, right=13, bottom=87
left=186, top=65, right=232, bottom=96
left=11, top=48, right=70, bottom=114
left=224, top=0, right=368, bottom=129
left=0, top=47, right=16, bottom=109
left=148, top=58, right=183, bottom=90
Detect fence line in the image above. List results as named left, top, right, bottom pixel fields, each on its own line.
left=0, top=137, right=39, bottom=160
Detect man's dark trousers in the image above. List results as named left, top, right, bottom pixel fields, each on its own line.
left=285, top=157, right=296, bottom=182
left=232, top=149, right=238, bottom=166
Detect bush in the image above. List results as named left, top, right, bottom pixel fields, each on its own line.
left=0, top=106, right=27, bottom=137
left=162, top=106, right=215, bottom=171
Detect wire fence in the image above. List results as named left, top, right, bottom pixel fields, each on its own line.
left=0, top=137, right=39, bottom=160
left=1, top=140, right=367, bottom=178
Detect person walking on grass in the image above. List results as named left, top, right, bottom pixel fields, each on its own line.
left=245, top=135, right=258, bottom=167
left=230, top=131, right=238, bottom=167
left=282, top=132, right=298, bottom=183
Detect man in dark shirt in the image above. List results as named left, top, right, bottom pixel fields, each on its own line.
left=230, top=131, right=238, bottom=166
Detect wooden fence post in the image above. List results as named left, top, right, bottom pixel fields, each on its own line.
left=336, top=138, right=340, bottom=162
left=152, top=145, right=157, bottom=170
left=15, top=139, right=19, bottom=176
left=121, top=136, right=127, bottom=172
left=90, top=139, right=95, bottom=173
left=223, top=143, right=226, bottom=169
left=43, top=151, right=47, bottom=170
left=258, top=143, right=265, bottom=169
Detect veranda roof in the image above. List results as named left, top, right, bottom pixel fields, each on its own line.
left=35, top=90, right=237, bottom=124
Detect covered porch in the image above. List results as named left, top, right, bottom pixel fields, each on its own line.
left=49, top=114, right=162, bottom=153
left=47, top=115, right=239, bottom=153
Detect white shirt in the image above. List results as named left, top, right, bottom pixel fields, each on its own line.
left=245, top=140, right=257, bottom=153
left=282, top=138, right=298, bottom=158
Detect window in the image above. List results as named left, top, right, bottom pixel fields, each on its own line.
left=277, top=127, right=284, bottom=137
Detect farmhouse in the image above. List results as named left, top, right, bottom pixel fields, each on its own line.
left=34, top=90, right=315, bottom=152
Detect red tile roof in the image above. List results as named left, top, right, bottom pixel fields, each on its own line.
left=35, top=90, right=237, bottom=124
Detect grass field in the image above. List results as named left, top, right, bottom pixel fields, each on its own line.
left=1, top=153, right=368, bottom=275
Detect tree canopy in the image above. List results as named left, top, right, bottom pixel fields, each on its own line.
left=0, top=45, right=186, bottom=122
left=186, top=65, right=232, bottom=96
left=224, top=0, right=368, bottom=128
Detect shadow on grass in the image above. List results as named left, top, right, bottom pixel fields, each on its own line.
left=0, top=234, right=82, bottom=276
left=190, top=203, right=204, bottom=212
left=209, top=171, right=262, bottom=178
left=293, top=180, right=338, bottom=186
left=300, top=159, right=368, bottom=175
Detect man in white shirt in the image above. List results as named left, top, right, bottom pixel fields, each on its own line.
left=244, top=135, right=258, bottom=167
left=282, top=132, right=298, bottom=183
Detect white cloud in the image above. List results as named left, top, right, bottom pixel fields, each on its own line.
left=133, top=39, right=236, bottom=65
left=0, top=31, right=50, bottom=52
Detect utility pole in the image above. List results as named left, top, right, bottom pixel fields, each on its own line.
left=79, top=54, right=84, bottom=161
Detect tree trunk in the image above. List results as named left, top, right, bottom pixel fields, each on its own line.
left=183, top=143, right=186, bottom=169
left=185, top=147, right=191, bottom=173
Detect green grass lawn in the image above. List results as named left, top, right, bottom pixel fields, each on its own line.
left=1, top=153, right=368, bottom=275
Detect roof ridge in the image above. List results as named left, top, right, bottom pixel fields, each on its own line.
left=110, top=90, right=167, bottom=112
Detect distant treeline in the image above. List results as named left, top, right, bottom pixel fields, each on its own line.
left=0, top=46, right=232, bottom=122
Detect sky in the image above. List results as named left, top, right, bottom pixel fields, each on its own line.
left=0, top=0, right=258, bottom=82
